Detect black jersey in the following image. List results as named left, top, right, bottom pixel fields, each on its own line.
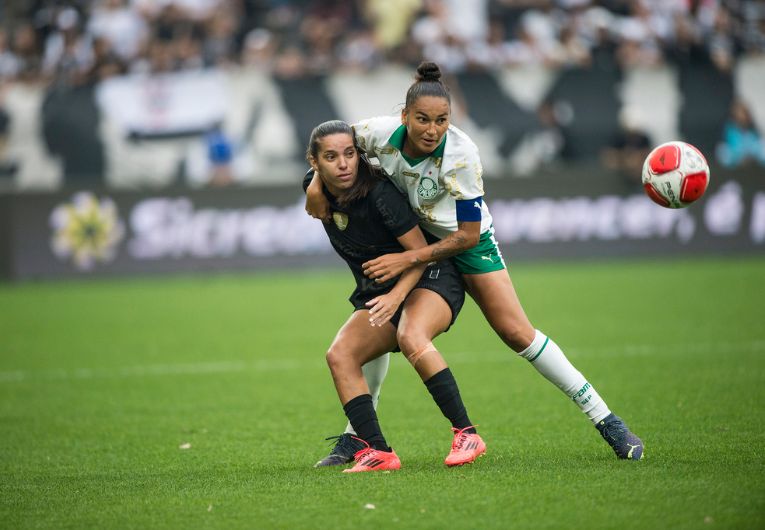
left=303, top=169, right=421, bottom=306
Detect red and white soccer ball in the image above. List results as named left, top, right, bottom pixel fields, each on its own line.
left=641, top=141, right=710, bottom=209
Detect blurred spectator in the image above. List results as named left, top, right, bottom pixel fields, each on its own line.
left=0, top=95, right=18, bottom=179
left=411, top=0, right=469, bottom=72
left=0, top=29, right=21, bottom=80
left=42, top=8, right=93, bottom=86
left=730, top=0, right=765, bottom=54
left=11, top=23, right=43, bottom=82
left=615, top=16, right=662, bottom=68
left=707, top=6, right=738, bottom=73
left=241, top=28, right=277, bottom=68
left=509, top=96, right=573, bottom=176
left=336, top=29, right=381, bottom=71
left=465, top=19, right=509, bottom=69
left=600, top=105, right=651, bottom=181
left=716, top=99, right=765, bottom=169
left=205, top=126, right=234, bottom=186
left=88, top=36, right=126, bottom=81
left=87, top=0, right=148, bottom=62
left=443, top=0, right=489, bottom=45
left=501, top=4, right=570, bottom=67
left=202, top=10, right=238, bottom=66
left=365, top=0, right=422, bottom=53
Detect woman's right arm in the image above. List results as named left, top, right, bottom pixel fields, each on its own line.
left=365, top=226, right=429, bottom=327
left=305, top=171, right=331, bottom=222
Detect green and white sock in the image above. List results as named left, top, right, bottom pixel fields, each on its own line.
left=519, top=330, right=611, bottom=424
left=344, top=353, right=390, bottom=435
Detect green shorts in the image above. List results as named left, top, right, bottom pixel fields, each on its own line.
left=452, top=226, right=507, bottom=275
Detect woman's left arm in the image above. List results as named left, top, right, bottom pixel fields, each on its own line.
left=365, top=226, right=429, bottom=327
left=363, top=220, right=480, bottom=284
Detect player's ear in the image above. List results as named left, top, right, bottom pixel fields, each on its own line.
left=401, top=108, right=408, bottom=126
left=308, top=155, right=319, bottom=172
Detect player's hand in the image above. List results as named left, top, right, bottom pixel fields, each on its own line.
left=362, top=252, right=413, bottom=283
left=365, top=294, right=402, bottom=327
left=306, top=180, right=331, bottom=222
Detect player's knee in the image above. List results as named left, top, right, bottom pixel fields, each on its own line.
left=396, top=329, right=428, bottom=359
left=398, top=338, right=436, bottom=369
left=325, top=345, right=352, bottom=374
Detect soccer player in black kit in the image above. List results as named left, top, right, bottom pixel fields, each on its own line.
left=304, top=120, right=486, bottom=472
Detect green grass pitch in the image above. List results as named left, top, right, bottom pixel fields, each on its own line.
left=1, top=257, right=764, bottom=529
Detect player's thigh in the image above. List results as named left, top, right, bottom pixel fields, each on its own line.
left=398, top=288, right=453, bottom=346
left=330, top=310, right=398, bottom=365
left=462, top=270, right=535, bottom=345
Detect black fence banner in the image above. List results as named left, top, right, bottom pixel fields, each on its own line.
left=1, top=167, right=763, bottom=281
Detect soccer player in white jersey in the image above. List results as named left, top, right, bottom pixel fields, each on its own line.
left=307, top=62, right=644, bottom=462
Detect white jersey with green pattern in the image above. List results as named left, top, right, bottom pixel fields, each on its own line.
left=352, top=116, right=493, bottom=240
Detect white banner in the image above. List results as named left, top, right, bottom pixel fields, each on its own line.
left=96, top=70, right=227, bottom=135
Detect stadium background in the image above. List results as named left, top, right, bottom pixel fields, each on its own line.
left=1, top=2, right=764, bottom=529
left=0, top=0, right=764, bottom=279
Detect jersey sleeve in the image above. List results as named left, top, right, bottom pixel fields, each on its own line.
left=445, top=145, right=485, bottom=201
left=302, top=169, right=314, bottom=193
left=352, top=117, right=391, bottom=157
left=370, top=181, right=420, bottom=238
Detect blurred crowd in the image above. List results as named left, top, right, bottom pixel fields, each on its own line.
left=0, top=0, right=764, bottom=186
left=0, top=0, right=763, bottom=86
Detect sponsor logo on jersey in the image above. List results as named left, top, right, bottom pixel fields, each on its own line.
left=417, top=176, right=438, bottom=200
left=332, top=211, right=349, bottom=231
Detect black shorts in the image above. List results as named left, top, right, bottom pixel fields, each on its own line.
left=351, top=258, right=465, bottom=331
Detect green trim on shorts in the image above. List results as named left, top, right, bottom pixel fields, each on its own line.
left=452, top=227, right=507, bottom=275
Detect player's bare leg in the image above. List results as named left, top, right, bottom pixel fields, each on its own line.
left=325, top=311, right=397, bottom=404
left=397, top=289, right=486, bottom=466
left=315, top=311, right=398, bottom=468
left=464, top=270, right=643, bottom=459
left=318, top=355, right=389, bottom=467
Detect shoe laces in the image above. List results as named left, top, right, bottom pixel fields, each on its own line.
left=451, top=425, right=478, bottom=451
left=348, top=436, right=378, bottom=462
left=600, top=419, right=628, bottom=442
left=324, top=434, right=344, bottom=445
left=324, top=433, right=362, bottom=455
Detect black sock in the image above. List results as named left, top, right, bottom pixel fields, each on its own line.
left=342, top=394, right=391, bottom=451
left=425, top=368, right=476, bottom=433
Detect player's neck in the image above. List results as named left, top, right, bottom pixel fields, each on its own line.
left=403, top=138, right=429, bottom=159
left=323, top=181, right=346, bottom=200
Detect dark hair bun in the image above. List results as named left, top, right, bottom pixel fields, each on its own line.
left=416, top=62, right=442, bottom=83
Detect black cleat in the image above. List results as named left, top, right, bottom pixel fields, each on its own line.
left=596, top=413, right=644, bottom=460
left=314, top=433, right=366, bottom=468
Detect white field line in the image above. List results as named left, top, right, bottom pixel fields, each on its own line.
left=1, top=340, right=763, bottom=384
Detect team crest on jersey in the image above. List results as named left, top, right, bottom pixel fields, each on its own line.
left=417, top=176, right=438, bottom=199
left=332, top=211, right=349, bottom=231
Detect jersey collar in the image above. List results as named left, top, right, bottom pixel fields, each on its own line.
left=388, top=124, right=446, bottom=166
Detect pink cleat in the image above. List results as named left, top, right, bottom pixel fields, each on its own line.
left=445, top=426, right=486, bottom=466
left=343, top=437, right=401, bottom=473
